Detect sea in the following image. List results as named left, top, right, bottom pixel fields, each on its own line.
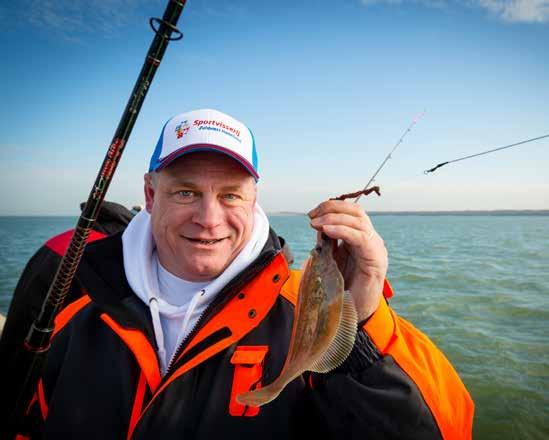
left=1, top=214, right=548, bottom=439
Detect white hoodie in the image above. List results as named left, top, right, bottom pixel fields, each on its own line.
left=122, top=205, right=270, bottom=374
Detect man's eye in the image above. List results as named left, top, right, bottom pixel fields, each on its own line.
left=223, top=193, right=239, bottom=201
left=177, top=190, right=195, bottom=198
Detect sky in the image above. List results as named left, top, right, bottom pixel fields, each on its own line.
left=0, top=0, right=548, bottom=215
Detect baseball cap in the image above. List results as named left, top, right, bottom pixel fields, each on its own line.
left=149, top=109, right=259, bottom=180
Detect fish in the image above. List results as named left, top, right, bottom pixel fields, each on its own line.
left=236, top=234, right=358, bottom=407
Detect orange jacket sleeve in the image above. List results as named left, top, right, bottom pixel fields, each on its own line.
left=364, top=299, right=475, bottom=440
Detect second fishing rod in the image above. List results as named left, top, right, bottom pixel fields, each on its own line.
left=330, top=110, right=426, bottom=203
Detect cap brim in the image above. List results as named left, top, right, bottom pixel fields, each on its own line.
left=154, top=144, right=259, bottom=180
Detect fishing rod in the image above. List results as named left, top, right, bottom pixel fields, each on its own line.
left=424, top=133, right=549, bottom=174
left=352, top=110, right=426, bottom=203
left=9, top=0, right=187, bottom=431
left=331, top=110, right=426, bottom=203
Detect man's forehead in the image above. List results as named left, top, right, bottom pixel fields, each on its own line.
left=159, top=152, right=255, bottom=187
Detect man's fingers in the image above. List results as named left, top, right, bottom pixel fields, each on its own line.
left=320, top=223, right=376, bottom=249
left=308, top=199, right=366, bottom=220
left=310, top=213, right=369, bottom=233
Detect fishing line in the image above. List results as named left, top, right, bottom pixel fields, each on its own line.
left=354, top=109, right=426, bottom=203
left=424, top=133, right=549, bottom=174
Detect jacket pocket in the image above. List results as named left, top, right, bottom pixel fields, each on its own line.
left=229, top=345, right=269, bottom=417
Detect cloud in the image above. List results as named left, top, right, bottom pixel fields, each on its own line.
left=359, top=0, right=549, bottom=23
left=1, top=0, right=161, bottom=40
left=2, top=0, right=250, bottom=42
left=475, top=0, right=549, bottom=23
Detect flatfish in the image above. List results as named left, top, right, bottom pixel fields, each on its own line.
left=236, top=234, right=358, bottom=407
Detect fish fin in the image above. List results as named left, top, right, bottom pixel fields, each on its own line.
left=236, top=382, right=283, bottom=408
left=309, top=291, right=358, bottom=373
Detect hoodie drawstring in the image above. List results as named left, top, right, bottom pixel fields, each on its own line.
left=149, top=297, right=168, bottom=373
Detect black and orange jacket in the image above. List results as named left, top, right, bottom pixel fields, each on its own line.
left=18, top=229, right=473, bottom=440
left=0, top=201, right=134, bottom=419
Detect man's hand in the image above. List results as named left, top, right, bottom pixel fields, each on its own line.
left=308, top=200, right=388, bottom=322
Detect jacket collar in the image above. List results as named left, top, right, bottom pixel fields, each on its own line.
left=77, top=228, right=283, bottom=344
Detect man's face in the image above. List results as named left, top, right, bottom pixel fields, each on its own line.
left=144, top=152, right=257, bottom=281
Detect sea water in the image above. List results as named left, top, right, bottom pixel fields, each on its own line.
left=1, top=214, right=548, bottom=439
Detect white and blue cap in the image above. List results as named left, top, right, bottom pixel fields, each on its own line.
left=149, top=109, right=259, bottom=180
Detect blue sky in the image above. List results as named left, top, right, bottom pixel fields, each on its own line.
left=1, top=0, right=548, bottom=215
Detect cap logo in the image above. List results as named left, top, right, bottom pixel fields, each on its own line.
left=193, top=119, right=242, bottom=143
left=175, top=120, right=190, bottom=139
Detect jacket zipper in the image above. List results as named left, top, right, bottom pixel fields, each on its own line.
left=162, top=249, right=278, bottom=380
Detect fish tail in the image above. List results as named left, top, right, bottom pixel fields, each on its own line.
left=236, top=382, right=282, bottom=408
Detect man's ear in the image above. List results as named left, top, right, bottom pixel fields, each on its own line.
left=144, top=173, right=155, bottom=213
left=251, top=178, right=258, bottom=206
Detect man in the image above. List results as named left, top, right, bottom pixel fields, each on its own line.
left=17, top=109, right=473, bottom=439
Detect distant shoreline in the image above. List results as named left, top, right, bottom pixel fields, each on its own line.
left=269, top=210, right=549, bottom=216
left=1, top=210, right=549, bottom=217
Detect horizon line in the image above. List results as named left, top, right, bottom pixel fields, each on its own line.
left=2, top=209, right=549, bottom=217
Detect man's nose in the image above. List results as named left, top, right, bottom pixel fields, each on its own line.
left=193, top=195, right=223, bottom=228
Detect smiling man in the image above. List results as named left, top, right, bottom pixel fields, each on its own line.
left=17, top=109, right=473, bottom=439
left=144, top=152, right=257, bottom=281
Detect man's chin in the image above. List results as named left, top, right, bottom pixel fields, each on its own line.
left=182, top=259, right=229, bottom=282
